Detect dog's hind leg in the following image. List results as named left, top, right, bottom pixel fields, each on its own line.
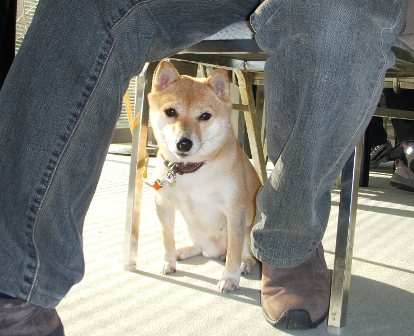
left=176, top=245, right=202, bottom=260
left=241, top=243, right=257, bottom=275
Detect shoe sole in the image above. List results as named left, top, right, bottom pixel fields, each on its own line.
left=261, top=305, right=328, bottom=330
left=390, top=174, right=414, bottom=192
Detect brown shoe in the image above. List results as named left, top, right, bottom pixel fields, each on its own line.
left=261, top=244, right=330, bottom=330
left=0, top=296, right=64, bottom=336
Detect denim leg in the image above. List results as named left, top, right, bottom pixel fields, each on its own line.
left=0, top=0, right=258, bottom=308
left=250, top=0, right=407, bottom=268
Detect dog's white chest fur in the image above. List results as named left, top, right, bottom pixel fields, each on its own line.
left=158, top=163, right=234, bottom=258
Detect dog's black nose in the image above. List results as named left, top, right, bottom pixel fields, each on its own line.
left=176, top=138, right=193, bottom=152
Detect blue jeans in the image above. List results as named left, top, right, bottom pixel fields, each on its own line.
left=250, top=0, right=407, bottom=267
left=0, top=0, right=406, bottom=308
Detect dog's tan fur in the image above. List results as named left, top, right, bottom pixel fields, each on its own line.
left=147, top=61, right=261, bottom=292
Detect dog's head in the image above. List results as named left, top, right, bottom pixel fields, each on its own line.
left=148, top=60, right=232, bottom=162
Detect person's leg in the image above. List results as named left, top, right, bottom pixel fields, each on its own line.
left=384, top=88, right=414, bottom=191
left=369, top=117, right=389, bottom=147
left=368, top=116, right=393, bottom=167
left=389, top=141, right=414, bottom=191
left=250, top=0, right=407, bottom=329
left=0, top=0, right=258, bottom=311
left=392, top=119, right=414, bottom=144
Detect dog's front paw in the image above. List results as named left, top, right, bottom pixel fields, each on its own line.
left=217, top=275, right=240, bottom=292
left=241, top=257, right=257, bottom=275
left=162, top=261, right=176, bottom=275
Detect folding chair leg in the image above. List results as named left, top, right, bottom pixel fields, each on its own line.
left=327, top=141, right=362, bottom=333
left=234, top=69, right=267, bottom=183
left=123, top=62, right=156, bottom=270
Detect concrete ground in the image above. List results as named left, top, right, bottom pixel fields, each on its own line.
left=57, top=153, right=414, bottom=336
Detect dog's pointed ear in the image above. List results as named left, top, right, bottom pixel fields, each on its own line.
left=152, top=61, right=180, bottom=92
left=207, top=69, right=230, bottom=99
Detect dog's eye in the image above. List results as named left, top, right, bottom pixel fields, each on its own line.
left=199, top=112, right=211, bottom=121
left=164, top=108, right=177, bottom=118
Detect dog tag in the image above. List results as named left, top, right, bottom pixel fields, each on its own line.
left=144, top=163, right=177, bottom=190
left=144, top=179, right=164, bottom=190
left=165, top=163, right=177, bottom=185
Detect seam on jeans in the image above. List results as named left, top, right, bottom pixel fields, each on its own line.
left=0, top=276, right=60, bottom=308
left=109, top=0, right=155, bottom=31
left=263, top=5, right=296, bottom=166
left=316, top=0, right=403, bottom=195
left=250, top=0, right=286, bottom=34
left=26, top=36, right=115, bottom=303
left=108, top=0, right=171, bottom=54
left=142, top=3, right=172, bottom=44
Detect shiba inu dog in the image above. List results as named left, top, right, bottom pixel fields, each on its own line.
left=147, top=60, right=261, bottom=292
